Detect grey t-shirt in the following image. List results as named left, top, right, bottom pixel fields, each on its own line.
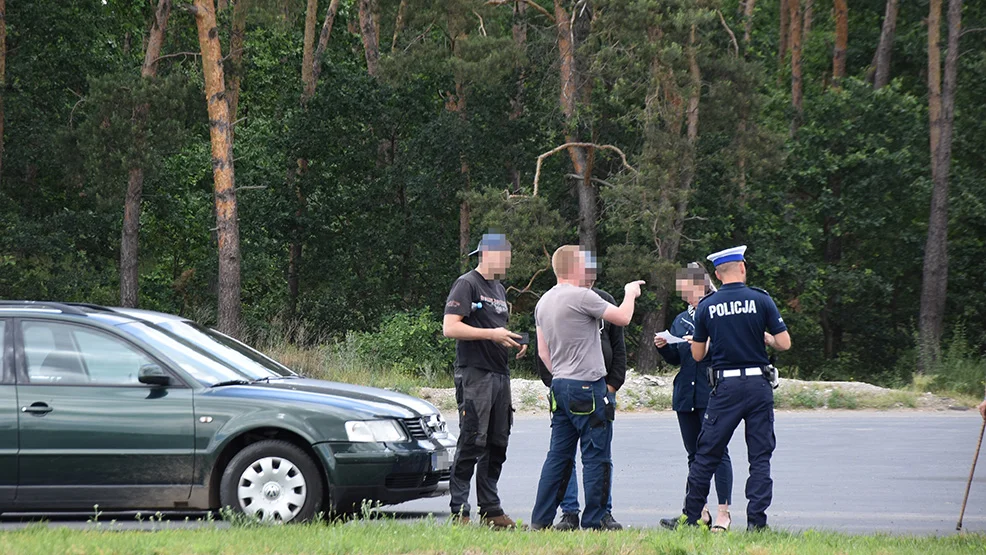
left=535, top=283, right=613, bottom=382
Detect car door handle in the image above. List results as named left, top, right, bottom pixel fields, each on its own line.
left=21, top=402, right=53, bottom=415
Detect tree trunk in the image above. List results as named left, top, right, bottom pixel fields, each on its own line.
left=507, top=0, right=527, bottom=191
left=192, top=0, right=242, bottom=338
left=120, top=0, right=172, bottom=309
left=802, top=0, right=813, bottom=42
left=311, top=0, right=340, bottom=86
left=301, top=0, right=318, bottom=104
left=918, top=0, right=961, bottom=372
left=636, top=309, right=664, bottom=373
left=637, top=25, right=702, bottom=372
left=391, top=0, right=408, bottom=52
left=0, top=0, right=5, bottom=190
left=742, top=0, right=756, bottom=45
left=832, top=0, right=847, bottom=85
left=554, top=0, right=595, bottom=252
left=789, top=0, right=803, bottom=129
left=226, top=0, right=249, bottom=129
left=779, top=0, right=790, bottom=63
left=821, top=175, right=843, bottom=358
left=358, top=0, right=380, bottom=77
left=927, top=0, right=942, bottom=181
left=870, top=0, right=899, bottom=89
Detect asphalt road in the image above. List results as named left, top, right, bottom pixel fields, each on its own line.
left=388, top=410, right=986, bottom=535
left=2, top=411, right=985, bottom=535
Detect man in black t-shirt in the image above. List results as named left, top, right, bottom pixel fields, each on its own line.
left=443, top=233, right=526, bottom=529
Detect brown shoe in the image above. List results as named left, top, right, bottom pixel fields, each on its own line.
left=481, top=514, right=518, bottom=530
left=450, top=513, right=471, bottom=525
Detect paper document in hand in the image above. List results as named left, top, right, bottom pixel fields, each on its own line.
left=655, top=330, right=688, bottom=344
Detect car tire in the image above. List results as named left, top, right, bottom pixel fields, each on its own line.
left=219, top=439, right=324, bottom=523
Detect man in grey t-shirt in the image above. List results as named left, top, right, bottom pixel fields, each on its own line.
left=530, top=245, right=644, bottom=531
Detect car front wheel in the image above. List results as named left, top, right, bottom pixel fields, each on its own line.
left=219, top=439, right=325, bottom=523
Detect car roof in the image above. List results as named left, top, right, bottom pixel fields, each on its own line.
left=106, top=307, right=190, bottom=325
left=0, top=301, right=191, bottom=327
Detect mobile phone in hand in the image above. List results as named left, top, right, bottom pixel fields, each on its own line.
left=516, top=332, right=530, bottom=345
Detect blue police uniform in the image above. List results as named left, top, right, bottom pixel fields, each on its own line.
left=657, top=306, right=733, bottom=508
left=680, top=246, right=787, bottom=531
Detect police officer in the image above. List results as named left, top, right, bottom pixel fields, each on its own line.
left=662, top=246, right=791, bottom=532
left=656, top=262, right=733, bottom=531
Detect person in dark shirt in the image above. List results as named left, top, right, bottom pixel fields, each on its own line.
left=536, top=283, right=625, bottom=530
left=442, top=233, right=526, bottom=529
left=655, top=263, right=733, bottom=531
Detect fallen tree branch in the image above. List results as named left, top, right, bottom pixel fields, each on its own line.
left=533, top=142, right=637, bottom=196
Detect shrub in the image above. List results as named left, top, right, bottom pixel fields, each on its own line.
left=351, top=309, right=455, bottom=381
left=930, top=326, right=986, bottom=398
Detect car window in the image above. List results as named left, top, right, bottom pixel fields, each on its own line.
left=0, top=320, right=6, bottom=378
left=119, top=322, right=254, bottom=386
left=22, top=321, right=153, bottom=386
left=156, top=321, right=294, bottom=379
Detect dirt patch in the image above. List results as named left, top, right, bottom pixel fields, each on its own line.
left=416, top=370, right=973, bottom=413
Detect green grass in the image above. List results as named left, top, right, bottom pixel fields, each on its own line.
left=1, top=520, right=983, bottom=555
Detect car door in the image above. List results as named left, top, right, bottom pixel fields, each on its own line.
left=14, top=318, right=195, bottom=510
left=0, top=319, right=16, bottom=505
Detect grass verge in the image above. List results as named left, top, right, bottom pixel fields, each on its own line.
left=2, top=520, right=984, bottom=555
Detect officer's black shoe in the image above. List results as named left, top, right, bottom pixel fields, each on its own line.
left=660, top=516, right=697, bottom=530
left=530, top=522, right=553, bottom=531
left=554, top=512, right=580, bottom=531
left=747, top=523, right=770, bottom=533
left=600, top=513, right=623, bottom=531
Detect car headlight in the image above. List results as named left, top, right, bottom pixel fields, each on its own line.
left=345, top=420, right=407, bottom=442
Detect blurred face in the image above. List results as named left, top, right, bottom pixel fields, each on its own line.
left=481, top=248, right=512, bottom=278
left=579, top=250, right=597, bottom=287
left=676, top=279, right=705, bottom=307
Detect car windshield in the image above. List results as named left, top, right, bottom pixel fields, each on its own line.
left=153, top=320, right=296, bottom=379
left=120, top=322, right=260, bottom=386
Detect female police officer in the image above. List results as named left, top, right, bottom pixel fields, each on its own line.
left=655, top=263, right=734, bottom=531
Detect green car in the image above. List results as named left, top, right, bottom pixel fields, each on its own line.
left=0, top=301, right=455, bottom=523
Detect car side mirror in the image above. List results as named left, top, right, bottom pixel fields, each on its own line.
left=138, top=364, right=171, bottom=387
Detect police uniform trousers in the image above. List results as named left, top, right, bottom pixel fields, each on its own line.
left=531, top=378, right=614, bottom=529
left=684, top=371, right=775, bottom=528
left=449, top=366, right=512, bottom=518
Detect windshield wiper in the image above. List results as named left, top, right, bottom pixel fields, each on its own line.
left=210, top=379, right=251, bottom=388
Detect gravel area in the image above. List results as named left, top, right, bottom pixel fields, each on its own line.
left=417, top=369, right=972, bottom=413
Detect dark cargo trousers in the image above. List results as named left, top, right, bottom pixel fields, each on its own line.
left=684, top=372, right=775, bottom=528
left=449, top=366, right=512, bottom=518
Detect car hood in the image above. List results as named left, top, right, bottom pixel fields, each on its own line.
left=259, top=378, right=440, bottom=417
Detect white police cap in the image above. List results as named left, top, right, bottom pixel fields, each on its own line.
left=706, top=245, right=747, bottom=266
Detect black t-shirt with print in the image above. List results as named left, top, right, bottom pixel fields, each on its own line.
left=444, top=269, right=510, bottom=374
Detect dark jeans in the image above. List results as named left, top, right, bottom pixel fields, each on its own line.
left=560, top=391, right=616, bottom=515
left=677, top=409, right=733, bottom=506
left=449, top=366, right=512, bottom=518
left=684, top=374, right=775, bottom=528
left=532, top=378, right=614, bottom=529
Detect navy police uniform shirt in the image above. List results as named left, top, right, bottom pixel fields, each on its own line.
left=657, top=308, right=712, bottom=412
left=692, top=283, right=787, bottom=370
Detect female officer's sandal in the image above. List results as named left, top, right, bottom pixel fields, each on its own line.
left=710, top=511, right=731, bottom=532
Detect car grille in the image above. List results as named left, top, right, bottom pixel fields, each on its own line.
left=402, top=418, right=430, bottom=439
left=386, top=472, right=441, bottom=490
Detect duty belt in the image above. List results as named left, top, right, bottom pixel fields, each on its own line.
left=716, top=367, right=763, bottom=379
